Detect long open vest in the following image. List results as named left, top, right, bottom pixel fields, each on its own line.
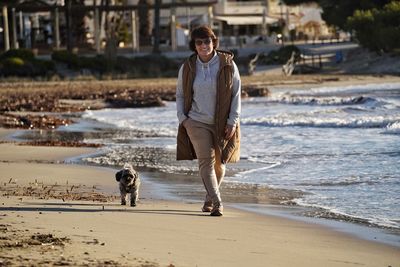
left=176, top=50, right=240, bottom=163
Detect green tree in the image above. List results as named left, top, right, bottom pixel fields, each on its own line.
left=347, top=1, right=400, bottom=52
left=283, top=0, right=400, bottom=52
left=283, top=0, right=390, bottom=30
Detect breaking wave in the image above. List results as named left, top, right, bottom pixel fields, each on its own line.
left=242, top=115, right=400, bottom=129
left=383, top=121, right=400, bottom=135
left=268, top=95, right=378, bottom=106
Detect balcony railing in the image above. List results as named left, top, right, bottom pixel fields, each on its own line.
left=215, top=1, right=265, bottom=15
left=228, top=1, right=265, bottom=7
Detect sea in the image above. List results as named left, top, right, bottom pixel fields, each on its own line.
left=76, top=82, right=400, bottom=239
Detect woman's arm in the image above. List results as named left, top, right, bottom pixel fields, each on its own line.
left=176, top=65, right=187, bottom=124
left=225, top=61, right=241, bottom=139
left=227, top=61, right=241, bottom=127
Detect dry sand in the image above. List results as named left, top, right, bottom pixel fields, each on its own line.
left=0, top=131, right=399, bottom=267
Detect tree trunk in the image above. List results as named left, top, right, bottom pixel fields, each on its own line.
left=152, top=0, right=161, bottom=53
left=138, top=0, right=152, bottom=46
left=65, top=0, right=73, bottom=51
left=2, top=5, right=10, bottom=51
left=104, top=0, right=117, bottom=71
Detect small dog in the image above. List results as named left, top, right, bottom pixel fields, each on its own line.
left=115, top=163, right=140, bottom=207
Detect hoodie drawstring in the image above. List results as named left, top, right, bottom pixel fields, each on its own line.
left=202, top=63, right=212, bottom=81
left=197, top=51, right=219, bottom=81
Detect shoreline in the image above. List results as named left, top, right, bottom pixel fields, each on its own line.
left=3, top=75, right=400, bottom=239
left=0, top=130, right=399, bottom=266
left=4, top=127, right=400, bottom=244
left=3, top=75, right=400, bottom=232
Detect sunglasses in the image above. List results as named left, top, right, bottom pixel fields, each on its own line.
left=195, top=38, right=212, bottom=46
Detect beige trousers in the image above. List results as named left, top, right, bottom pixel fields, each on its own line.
left=183, top=118, right=226, bottom=204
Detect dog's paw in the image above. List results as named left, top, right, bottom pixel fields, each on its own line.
left=121, top=201, right=126, bottom=205
left=130, top=202, right=136, bottom=207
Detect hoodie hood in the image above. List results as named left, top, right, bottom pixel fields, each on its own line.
left=196, top=51, right=219, bottom=81
left=187, top=49, right=234, bottom=67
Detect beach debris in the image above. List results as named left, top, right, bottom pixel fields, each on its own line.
left=83, top=238, right=100, bottom=245
left=30, top=233, right=69, bottom=247
left=248, top=53, right=260, bottom=75
left=282, top=51, right=296, bottom=76
left=17, top=140, right=102, bottom=148
left=0, top=224, right=9, bottom=232
left=0, top=181, right=118, bottom=203
left=0, top=223, right=132, bottom=266
left=0, top=230, right=69, bottom=250
left=106, top=95, right=165, bottom=108
left=244, top=86, right=270, bottom=97
left=0, top=113, right=73, bottom=130
left=0, top=81, right=176, bottom=122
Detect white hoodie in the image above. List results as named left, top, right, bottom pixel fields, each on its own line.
left=176, top=51, right=241, bottom=126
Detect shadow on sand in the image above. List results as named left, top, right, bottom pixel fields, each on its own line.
left=1, top=202, right=207, bottom=217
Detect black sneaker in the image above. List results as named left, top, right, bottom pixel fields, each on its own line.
left=210, top=203, right=223, bottom=216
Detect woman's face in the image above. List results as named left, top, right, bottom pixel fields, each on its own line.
left=194, top=37, right=214, bottom=62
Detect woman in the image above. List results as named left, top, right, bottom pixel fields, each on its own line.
left=176, top=25, right=241, bottom=216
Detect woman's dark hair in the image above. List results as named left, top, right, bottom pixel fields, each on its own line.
left=189, top=25, right=219, bottom=52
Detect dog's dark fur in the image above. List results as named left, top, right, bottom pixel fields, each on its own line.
left=115, top=163, right=140, bottom=207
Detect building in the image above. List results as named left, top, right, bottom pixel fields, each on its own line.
left=1, top=0, right=333, bottom=53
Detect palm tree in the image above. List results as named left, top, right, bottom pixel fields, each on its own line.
left=0, top=0, right=18, bottom=51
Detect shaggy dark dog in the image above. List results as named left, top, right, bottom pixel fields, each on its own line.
left=115, top=163, right=140, bottom=207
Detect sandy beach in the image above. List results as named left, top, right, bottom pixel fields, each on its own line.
left=1, top=129, right=399, bottom=267
left=1, top=75, right=400, bottom=266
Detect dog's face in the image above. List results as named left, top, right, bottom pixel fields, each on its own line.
left=120, top=168, right=137, bottom=184
left=115, top=164, right=138, bottom=185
